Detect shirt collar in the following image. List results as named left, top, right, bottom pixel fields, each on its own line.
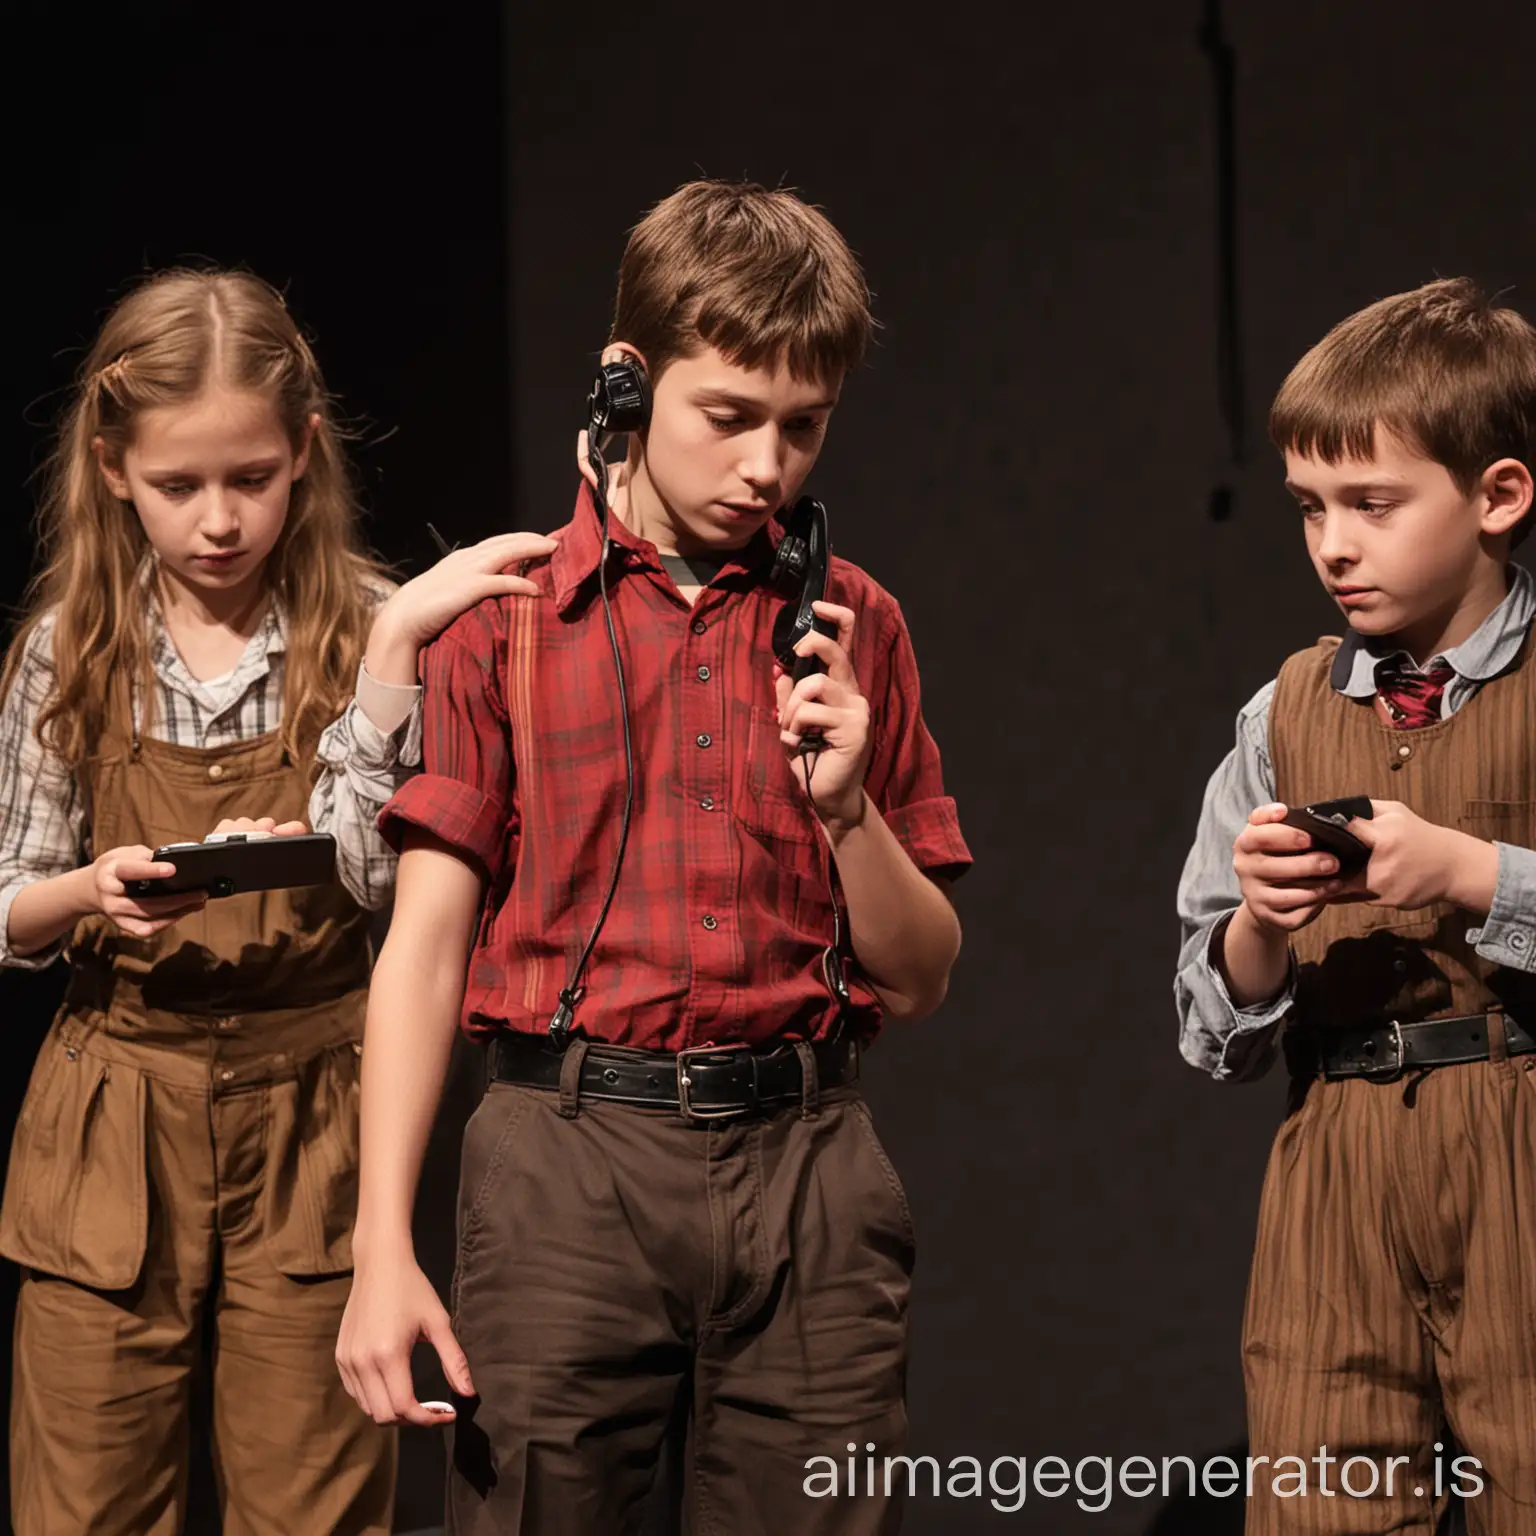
left=141, top=558, right=288, bottom=696
left=550, top=481, right=784, bottom=614
left=1330, top=561, right=1535, bottom=695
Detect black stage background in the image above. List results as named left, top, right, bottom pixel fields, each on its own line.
left=8, top=2, right=1534, bottom=1531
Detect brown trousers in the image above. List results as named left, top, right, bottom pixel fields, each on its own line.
left=6, top=1003, right=395, bottom=1536
left=446, top=1072, right=915, bottom=1535
left=1242, top=1051, right=1536, bottom=1535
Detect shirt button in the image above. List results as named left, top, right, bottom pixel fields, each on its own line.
left=692, top=620, right=707, bottom=635
left=697, top=665, right=711, bottom=682
left=1397, top=745, right=1411, bottom=758
left=700, top=796, right=714, bottom=811
left=701, top=914, right=719, bottom=931
left=219, top=1068, right=235, bottom=1083
left=696, top=733, right=712, bottom=749
left=207, top=763, right=225, bottom=780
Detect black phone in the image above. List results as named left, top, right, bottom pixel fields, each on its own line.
left=123, top=832, right=337, bottom=899
left=1280, top=795, right=1373, bottom=875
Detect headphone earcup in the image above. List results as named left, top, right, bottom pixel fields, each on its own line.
left=586, top=360, right=651, bottom=436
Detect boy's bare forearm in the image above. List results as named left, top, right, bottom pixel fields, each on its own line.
left=825, top=792, right=960, bottom=1020
left=352, top=937, right=464, bottom=1265
left=352, top=836, right=483, bottom=1268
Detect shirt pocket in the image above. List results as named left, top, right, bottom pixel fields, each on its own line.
left=0, top=1023, right=149, bottom=1290
left=737, top=705, right=822, bottom=860
left=262, top=1038, right=361, bottom=1277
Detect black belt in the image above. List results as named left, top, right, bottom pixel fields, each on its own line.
left=488, top=1029, right=860, bottom=1119
left=1294, top=1011, right=1536, bottom=1083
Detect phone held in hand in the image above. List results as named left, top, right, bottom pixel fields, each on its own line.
left=1279, top=795, right=1373, bottom=876
left=123, top=832, right=337, bottom=899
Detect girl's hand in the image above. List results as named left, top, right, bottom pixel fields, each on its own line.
left=371, top=531, right=561, bottom=660
left=88, top=845, right=207, bottom=939
left=208, top=816, right=307, bottom=837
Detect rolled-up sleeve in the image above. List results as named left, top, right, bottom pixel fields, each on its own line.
left=308, top=665, right=424, bottom=910
left=861, top=596, right=971, bottom=880
left=1467, top=842, right=1536, bottom=973
left=1174, top=681, right=1295, bottom=1082
left=377, top=601, right=515, bottom=885
left=0, top=619, right=86, bottom=970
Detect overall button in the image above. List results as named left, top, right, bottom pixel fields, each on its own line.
left=1397, top=745, right=1411, bottom=759
left=701, top=914, right=719, bottom=931
left=696, top=733, right=712, bottom=749
left=216, top=1016, right=239, bottom=1031
left=218, top=1068, right=235, bottom=1083
left=696, top=665, right=712, bottom=682
left=207, top=763, right=225, bottom=780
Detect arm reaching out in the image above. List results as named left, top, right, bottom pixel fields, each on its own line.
left=335, top=827, right=485, bottom=1426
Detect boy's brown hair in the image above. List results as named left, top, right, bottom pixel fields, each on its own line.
left=1270, top=277, right=1535, bottom=544
left=610, top=179, right=873, bottom=385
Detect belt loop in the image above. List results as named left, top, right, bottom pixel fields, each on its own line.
left=1487, top=1010, right=1509, bottom=1065
left=557, top=1038, right=589, bottom=1119
left=793, top=1039, right=820, bottom=1120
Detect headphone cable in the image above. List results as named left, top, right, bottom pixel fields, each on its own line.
left=549, top=439, right=637, bottom=1045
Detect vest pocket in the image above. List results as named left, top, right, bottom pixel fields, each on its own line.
left=262, top=1040, right=361, bottom=1276
left=0, top=1026, right=148, bottom=1290
left=1458, top=799, right=1534, bottom=846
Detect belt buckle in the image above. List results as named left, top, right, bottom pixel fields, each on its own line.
left=676, top=1042, right=756, bottom=1121
left=1358, top=1020, right=1406, bottom=1083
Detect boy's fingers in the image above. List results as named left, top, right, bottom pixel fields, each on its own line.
left=424, top=1309, right=476, bottom=1397
left=794, top=629, right=856, bottom=685
left=1248, top=803, right=1290, bottom=825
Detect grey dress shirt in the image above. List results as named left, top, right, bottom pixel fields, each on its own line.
left=1175, top=563, right=1536, bottom=1082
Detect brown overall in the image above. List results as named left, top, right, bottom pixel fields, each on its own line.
left=1242, top=635, right=1535, bottom=1536
left=1, top=718, right=395, bottom=1535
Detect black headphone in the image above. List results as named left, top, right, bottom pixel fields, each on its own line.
left=587, top=359, right=837, bottom=694
left=548, top=359, right=849, bottom=1045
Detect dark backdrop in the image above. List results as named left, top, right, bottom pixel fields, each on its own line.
left=7, top=4, right=510, bottom=1529
left=8, top=1, right=1535, bottom=1532
left=509, top=3, right=1532, bottom=1532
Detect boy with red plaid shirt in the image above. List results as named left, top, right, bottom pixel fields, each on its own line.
left=337, top=180, right=970, bottom=1535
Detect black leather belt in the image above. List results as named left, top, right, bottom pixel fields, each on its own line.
left=1294, top=1011, right=1536, bottom=1083
left=488, top=1029, right=860, bottom=1118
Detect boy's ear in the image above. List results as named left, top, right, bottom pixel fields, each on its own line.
left=92, top=435, right=131, bottom=500
left=601, top=340, right=648, bottom=374
left=1480, top=457, right=1534, bottom=539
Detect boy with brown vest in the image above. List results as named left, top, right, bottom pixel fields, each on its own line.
left=1175, top=278, right=1534, bottom=1535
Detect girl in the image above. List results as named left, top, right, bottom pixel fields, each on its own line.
left=0, top=269, right=553, bottom=1535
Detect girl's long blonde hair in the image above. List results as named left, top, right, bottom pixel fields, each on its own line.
left=3, top=268, right=390, bottom=770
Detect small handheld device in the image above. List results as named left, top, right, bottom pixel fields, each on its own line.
left=769, top=496, right=836, bottom=752
left=1280, top=795, right=1373, bottom=875
left=123, top=832, right=337, bottom=899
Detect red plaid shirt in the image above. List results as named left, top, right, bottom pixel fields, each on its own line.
left=380, top=485, right=971, bottom=1050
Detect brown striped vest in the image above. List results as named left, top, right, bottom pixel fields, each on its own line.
left=1269, top=629, right=1534, bottom=1030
